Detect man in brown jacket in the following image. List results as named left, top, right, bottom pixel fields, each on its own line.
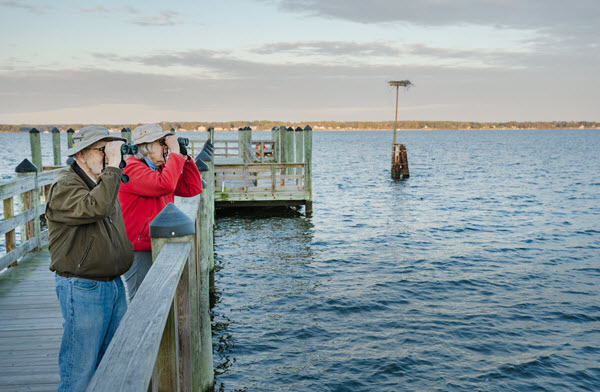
left=46, top=126, right=134, bottom=391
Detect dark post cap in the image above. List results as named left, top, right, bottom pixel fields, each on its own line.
left=197, top=149, right=211, bottom=162
left=66, top=157, right=75, bottom=165
left=126, top=127, right=131, bottom=132
left=195, top=158, right=209, bottom=172
left=29, top=128, right=40, bottom=134
left=295, top=127, right=303, bottom=132
left=208, top=126, right=214, bottom=131
left=170, top=127, right=175, bottom=132
left=149, top=203, right=195, bottom=238
left=201, top=178, right=207, bottom=188
left=15, top=159, right=38, bottom=173
left=304, top=125, right=312, bottom=131
left=121, top=128, right=129, bottom=133
left=51, top=127, right=60, bottom=133
left=67, top=128, right=75, bottom=133
left=287, top=127, right=294, bottom=132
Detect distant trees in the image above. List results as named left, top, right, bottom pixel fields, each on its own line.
left=0, top=120, right=598, bottom=133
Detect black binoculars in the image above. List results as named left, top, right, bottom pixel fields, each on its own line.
left=121, top=144, right=138, bottom=156
left=119, top=144, right=138, bottom=183
left=178, top=137, right=189, bottom=155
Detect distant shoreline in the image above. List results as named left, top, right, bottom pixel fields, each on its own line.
left=1, top=121, right=599, bottom=133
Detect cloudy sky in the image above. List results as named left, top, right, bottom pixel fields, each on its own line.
left=1, top=0, right=598, bottom=124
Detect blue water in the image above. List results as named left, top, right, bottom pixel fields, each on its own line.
left=1, top=129, right=599, bottom=390
left=211, top=130, right=600, bottom=391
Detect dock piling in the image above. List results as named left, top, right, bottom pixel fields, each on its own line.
left=391, top=144, right=410, bottom=180
left=51, top=128, right=61, bottom=166
left=29, top=128, right=42, bottom=172
left=66, top=128, right=75, bottom=149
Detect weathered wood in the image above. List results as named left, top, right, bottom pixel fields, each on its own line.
left=87, top=242, right=191, bottom=392
left=0, top=237, right=39, bottom=271
left=37, top=168, right=63, bottom=187
left=52, top=130, right=61, bottom=166
left=67, top=128, right=75, bottom=148
left=29, top=130, right=42, bottom=172
left=3, top=198, right=16, bottom=254
left=391, top=143, right=410, bottom=180
left=0, top=176, right=36, bottom=200
left=304, top=126, right=313, bottom=214
left=0, top=205, right=42, bottom=237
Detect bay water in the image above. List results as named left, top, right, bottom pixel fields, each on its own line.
left=1, top=129, right=598, bottom=391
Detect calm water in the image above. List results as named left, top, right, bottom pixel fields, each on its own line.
left=1, top=129, right=599, bottom=390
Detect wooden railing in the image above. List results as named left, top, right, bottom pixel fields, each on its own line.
left=0, top=164, right=62, bottom=270
left=190, top=139, right=275, bottom=162
left=214, top=163, right=308, bottom=203
left=87, top=158, right=215, bottom=392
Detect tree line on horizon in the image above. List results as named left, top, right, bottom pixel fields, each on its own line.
left=0, top=120, right=598, bottom=133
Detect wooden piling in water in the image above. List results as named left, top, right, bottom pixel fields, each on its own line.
left=121, top=128, right=131, bottom=144
left=29, top=128, right=42, bottom=172
left=238, top=127, right=252, bottom=160
left=67, top=128, right=75, bottom=149
left=295, top=127, right=303, bottom=178
left=391, top=143, right=410, bottom=180
left=304, top=125, right=313, bottom=214
left=51, top=128, right=61, bottom=166
left=272, top=126, right=280, bottom=163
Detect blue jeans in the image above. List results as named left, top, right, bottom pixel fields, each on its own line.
left=55, top=275, right=127, bottom=392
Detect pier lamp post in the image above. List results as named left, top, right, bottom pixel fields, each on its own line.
left=388, top=80, right=413, bottom=180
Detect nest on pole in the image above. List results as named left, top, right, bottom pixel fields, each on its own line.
left=388, top=80, right=413, bottom=88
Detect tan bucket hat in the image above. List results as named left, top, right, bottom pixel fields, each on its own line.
left=66, top=126, right=127, bottom=156
left=132, top=123, right=169, bottom=145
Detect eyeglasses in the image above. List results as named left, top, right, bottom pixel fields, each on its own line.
left=87, top=147, right=106, bottom=154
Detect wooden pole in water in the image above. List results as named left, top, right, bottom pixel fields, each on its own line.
left=67, top=128, right=75, bottom=149
left=271, top=126, right=280, bottom=163
left=295, top=127, right=303, bottom=178
left=51, top=128, right=61, bottom=166
left=304, top=125, right=313, bottom=215
left=388, top=80, right=412, bottom=180
left=29, top=128, right=42, bottom=172
left=121, top=128, right=131, bottom=144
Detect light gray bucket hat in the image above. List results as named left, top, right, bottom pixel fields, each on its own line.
left=132, top=123, right=170, bottom=145
left=66, top=126, right=127, bottom=156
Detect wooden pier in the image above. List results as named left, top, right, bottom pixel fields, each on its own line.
left=0, top=125, right=312, bottom=391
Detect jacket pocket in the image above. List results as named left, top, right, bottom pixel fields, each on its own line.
left=77, top=238, right=94, bottom=271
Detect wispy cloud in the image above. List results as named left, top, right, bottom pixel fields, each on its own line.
left=128, top=9, right=180, bottom=26
left=254, top=41, right=403, bottom=57
left=0, top=0, right=51, bottom=14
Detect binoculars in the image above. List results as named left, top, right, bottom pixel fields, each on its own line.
left=177, top=137, right=189, bottom=156
left=121, top=144, right=138, bottom=156
left=119, top=144, right=138, bottom=183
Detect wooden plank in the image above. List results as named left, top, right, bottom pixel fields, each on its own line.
left=37, top=168, right=62, bottom=187
left=3, top=197, right=16, bottom=253
left=87, top=242, right=191, bottom=392
left=0, top=177, right=35, bottom=200
left=0, top=205, right=39, bottom=237
left=0, top=237, right=39, bottom=270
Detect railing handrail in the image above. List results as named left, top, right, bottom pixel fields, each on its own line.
left=86, top=241, right=192, bottom=391
left=0, top=166, right=63, bottom=270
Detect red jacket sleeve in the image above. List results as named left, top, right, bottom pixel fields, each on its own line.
left=121, top=154, right=186, bottom=197
left=175, top=157, right=203, bottom=197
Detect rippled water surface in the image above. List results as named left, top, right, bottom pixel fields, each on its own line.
left=212, top=130, right=600, bottom=391
left=1, top=129, right=599, bottom=390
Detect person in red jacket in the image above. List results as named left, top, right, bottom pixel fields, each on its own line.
left=119, top=123, right=202, bottom=301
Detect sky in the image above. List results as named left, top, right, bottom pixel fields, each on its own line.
left=1, top=0, right=599, bottom=124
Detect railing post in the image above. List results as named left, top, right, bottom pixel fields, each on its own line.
left=3, top=197, right=16, bottom=255
left=29, top=128, right=42, bottom=172
left=66, top=128, right=75, bottom=149
left=303, top=125, right=313, bottom=215
left=15, top=159, right=41, bottom=250
left=196, top=152, right=215, bottom=390
left=238, top=126, right=252, bottom=161
left=207, top=126, right=215, bottom=273
left=51, top=127, right=61, bottom=166
left=272, top=126, right=280, bottom=163
left=294, top=127, right=303, bottom=180
left=149, top=204, right=198, bottom=392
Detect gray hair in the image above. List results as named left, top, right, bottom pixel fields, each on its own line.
left=134, top=142, right=153, bottom=160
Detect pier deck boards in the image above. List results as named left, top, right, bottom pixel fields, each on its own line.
left=0, top=246, right=60, bottom=392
